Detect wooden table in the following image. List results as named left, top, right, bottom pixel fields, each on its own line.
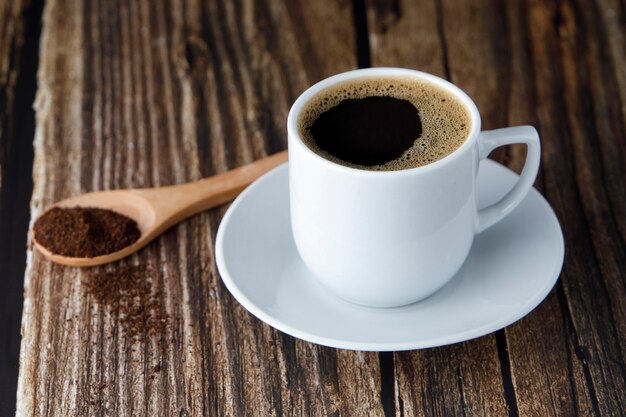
left=1, top=0, right=624, bottom=415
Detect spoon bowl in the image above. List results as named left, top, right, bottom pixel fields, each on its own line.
left=33, top=151, right=288, bottom=267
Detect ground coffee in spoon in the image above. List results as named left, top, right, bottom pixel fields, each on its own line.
left=33, top=206, right=141, bottom=257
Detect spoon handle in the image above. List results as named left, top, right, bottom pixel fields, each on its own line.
left=139, top=151, right=288, bottom=226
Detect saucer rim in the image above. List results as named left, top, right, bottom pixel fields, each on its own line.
left=215, top=161, right=565, bottom=351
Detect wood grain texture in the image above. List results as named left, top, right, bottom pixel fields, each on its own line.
left=367, top=0, right=626, bottom=416
left=502, top=1, right=626, bottom=415
left=366, top=1, right=510, bottom=416
left=13, top=0, right=626, bottom=416
left=17, top=0, right=385, bottom=416
left=366, top=0, right=445, bottom=77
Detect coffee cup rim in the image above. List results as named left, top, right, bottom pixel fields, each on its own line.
left=287, top=67, right=482, bottom=176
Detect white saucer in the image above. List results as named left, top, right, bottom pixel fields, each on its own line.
left=215, top=160, right=564, bottom=351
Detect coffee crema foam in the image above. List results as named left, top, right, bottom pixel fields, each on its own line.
left=298, top=76, right=472, bottom=171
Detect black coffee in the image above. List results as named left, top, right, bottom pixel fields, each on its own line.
left=299, top=77, right=472, bottom=170
left=309, top=96, right=422, bottom=166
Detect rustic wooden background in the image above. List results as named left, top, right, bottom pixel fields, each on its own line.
left=0, top=0, right=624, bottom=415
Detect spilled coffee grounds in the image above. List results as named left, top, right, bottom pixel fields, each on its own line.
left=84, top=265, right=169, bottom=341
left=33, top=207, right=141, bottom=257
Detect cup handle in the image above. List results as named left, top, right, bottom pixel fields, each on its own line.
left=476, top=126, right=541, bottom=233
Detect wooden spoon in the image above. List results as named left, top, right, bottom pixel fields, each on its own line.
left=33, top=151, right=288, bottom=267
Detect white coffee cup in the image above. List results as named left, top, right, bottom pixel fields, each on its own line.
left=287, top=68, right=540, bottom=307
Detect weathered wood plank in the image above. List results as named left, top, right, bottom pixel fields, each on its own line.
left=494, top=1, right=599, bottom=415
left=14, top=0, right=626, bottom=415
left=449, top=0, right=626, bottom=416
left=366, top=1, right=511, bottom=416
left=17, top=0, right=390, bottom=416
left=437, top=2, right=575, bottom=416
left=367, top=0, right=626, bottom=416
left=518, top=1, right=626, bottom=416
left=442, top=0, right=626, bottom=416
left=366, top=0, right=445, bottom=77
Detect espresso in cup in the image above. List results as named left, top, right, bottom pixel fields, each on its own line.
left=298, top=76, right=472, bottom=171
